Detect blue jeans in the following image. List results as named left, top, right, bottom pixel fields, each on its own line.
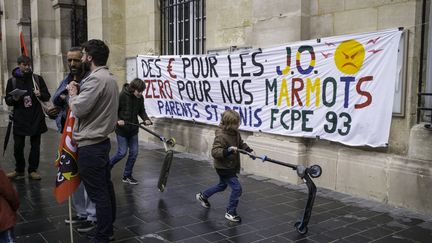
left=109, top=134, right=138, bottom=177
left=202, top=175, right=242, bottom=214
left=0, top=228, right=15, bottom=243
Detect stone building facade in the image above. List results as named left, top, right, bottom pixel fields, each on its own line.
left=1, top=0, right=431, bottom=215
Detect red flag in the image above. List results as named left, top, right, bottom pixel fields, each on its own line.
left=54, top=109, right=80, bottom=203
left=19, top=32, right=29, bottom=56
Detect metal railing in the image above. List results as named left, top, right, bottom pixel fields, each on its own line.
left=417, top=92, right=432, bottom=129
left=160, top=0, right=206, bottom=55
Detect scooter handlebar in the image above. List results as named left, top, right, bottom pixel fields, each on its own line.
left=238, top=149, right=322, bottom=179
left=237, top=149, right=263, bottom=161
left=126, top=122, right=176, bottom=148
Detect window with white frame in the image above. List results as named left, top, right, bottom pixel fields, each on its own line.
left=160, top=0, right=206, bottom=55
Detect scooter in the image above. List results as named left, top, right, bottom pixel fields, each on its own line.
left=238, top=149, right=322, bottom=235
left=127, top=122, right=176, bottom=192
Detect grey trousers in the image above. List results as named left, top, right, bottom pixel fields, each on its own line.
left=72, top=182, right=97, bottom=221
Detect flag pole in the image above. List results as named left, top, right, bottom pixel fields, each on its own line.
left=68, top=196, right=74, bottom=243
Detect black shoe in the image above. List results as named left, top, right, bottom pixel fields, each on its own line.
left=77, top=220, right=97, bottom=233
left=87, top=228, right=115, bottom=241
left=122, top=176, right=138, bottom=185
left=88, top=236, right=115, bottom=242
left=196, top=192, right=210, bottom=208
left=65, top=215, right=87, bottom=224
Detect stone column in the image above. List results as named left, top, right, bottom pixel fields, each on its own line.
left=87, top=0, right=125, bottom=85
left=30, top=0, right=57, bottom=92
left=0, top=0, right=21, bottom=105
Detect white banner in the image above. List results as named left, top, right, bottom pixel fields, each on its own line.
left=137, top=29, right=402, bottom=147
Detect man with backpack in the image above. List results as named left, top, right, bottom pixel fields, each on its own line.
left=4, top=55, right=51, bottom=180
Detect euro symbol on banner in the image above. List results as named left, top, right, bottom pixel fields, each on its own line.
left=168, top=58, right=177, bottom=79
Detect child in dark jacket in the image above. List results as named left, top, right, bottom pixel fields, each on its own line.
left=110, top=78, right=152, bottom=185
left=196, top=109, right=254, bottom=222
left=0, top=168, right=19, bottom=242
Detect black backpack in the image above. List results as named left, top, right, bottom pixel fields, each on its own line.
left=10, top=74, right=40, bottom=90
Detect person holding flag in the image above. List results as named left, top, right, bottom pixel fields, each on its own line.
left=67, top=39, right=119, bottom=242
left=52, top=47, right=97, bottom=233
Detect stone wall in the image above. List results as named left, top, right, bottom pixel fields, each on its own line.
left=125, top=0, right=160, bottom=57
left=130, top=0, right=432, bottom=215
left=2, top=0, right=428, bottom=214
left=87, top=0, right=125, bottom=85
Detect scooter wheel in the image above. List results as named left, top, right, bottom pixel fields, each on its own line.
left=309, top=165, right=322, bottom=178
left=294, top=221, right=308, bottom=235
left=167, top=138, right=176, bottom=147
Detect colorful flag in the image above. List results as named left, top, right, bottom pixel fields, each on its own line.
left=54, top=109, right=80, bottom=203
left=19, top=31, right=29, bottom=56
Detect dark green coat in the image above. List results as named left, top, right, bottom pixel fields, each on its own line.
left=115, top=84, right=149, bottom=137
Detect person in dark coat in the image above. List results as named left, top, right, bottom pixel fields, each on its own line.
left=4, top=55, right=51, bottom=180
left=0, top=167, right=19, bottom=242
left=109, top=78, right=152, bottom=185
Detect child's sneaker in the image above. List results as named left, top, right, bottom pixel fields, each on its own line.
left=122, top=176, right=138, bottom=185
left=225, top=212, right=241, bottom=222
left=195, top=192, right=210, bottom=208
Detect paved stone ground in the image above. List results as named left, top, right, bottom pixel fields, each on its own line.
left=0, top=111, right=431, bottom=243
